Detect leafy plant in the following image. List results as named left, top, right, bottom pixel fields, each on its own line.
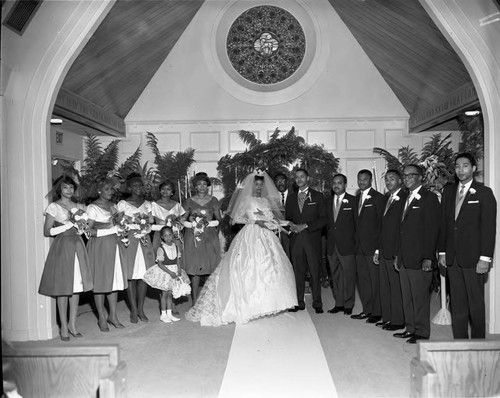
left=458, top=114, right=484, bottom=162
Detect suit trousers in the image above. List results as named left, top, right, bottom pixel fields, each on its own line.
left=399, top=263, right=432, bottom=338
left=291, top=232, right=322, bottom=309
left=328, top=247, right=356, bottom=309
left=280, top=231, right=291, bottom=259
left=448, top=260, right=486, bottom=339
left=356, top=254, right=381, bottom=316
left=379, top=253, right=404, bottom=325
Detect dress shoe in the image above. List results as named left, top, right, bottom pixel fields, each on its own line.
left=384, top=324, right=405, bottom=331
left=59, top=333, right=70, bottom=342
left=138, top=313, right=149, bottom=322
left=315, top=308, right=324, bottom=314
left=108, top=319, right=125, bottom=329
left=327, top=306, right=344, bottom=314
left=288, top=306, right=299, bottom=312
left=68, top=330, right=83, bottom=338
left=406, top=335, right=429, bottom=344
left=344, top=308, right=353, bottom=315
left=393, top=331, right=414, bottom=339
left=351, top=312, right=371, bottom=320
left=366, top=315, right=382, bottom=324
left=375, top=321, right=390, bottom=328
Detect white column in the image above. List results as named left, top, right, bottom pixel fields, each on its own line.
left=420, top=0, right=500, bottom=334
left=1, top=1, right=115, bottom=341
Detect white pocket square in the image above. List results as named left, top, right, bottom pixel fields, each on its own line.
left=307, top=202, right=316, bottom=205
left=412, top=206, right=420, bottom=209
left=343, top=208, right=352, bottom=210
left=468, top=200, right=479, bottom=204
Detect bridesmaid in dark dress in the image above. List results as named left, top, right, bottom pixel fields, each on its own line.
left=39, top=175, right=93, bottom=341
left=182, top=173, right=222, bottom=304
left=87, top=179, right=128, bottom=332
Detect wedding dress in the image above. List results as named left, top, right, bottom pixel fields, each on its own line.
left=185, top=194, right=297, bottom=326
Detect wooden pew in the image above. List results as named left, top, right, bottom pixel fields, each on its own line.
left=411, top=340, right=500, bottom=397
left=3, top=343, right=126, bottom=398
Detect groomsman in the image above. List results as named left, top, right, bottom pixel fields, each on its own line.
left=286, top=168, right=326, bottom=313
left=352, top=169, right=385, bottom=323
left=438, top=153, right=497, bottom=339
left=395, top=164, right=440, bottom=344
left=274, top=172, right=291, bottom=259
left=373, top=170, right=406, bottom=331
left=326, top=174, right=357, bottom=315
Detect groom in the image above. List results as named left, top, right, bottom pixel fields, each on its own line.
left=286, top=168, right=326, bottom=313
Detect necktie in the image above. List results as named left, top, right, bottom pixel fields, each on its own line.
left=281, top=193, right=285, bottom=206
left=298, top=191, right=306, bottom=213
left=358, top=195, right=364, bottom=215
left=402, top=194, right=411, bottom=220
left=455, top=184, right=466, bottom=219
left=384, top=195, right=394, bottom=216
left=334, top=196, right=340, bottom=222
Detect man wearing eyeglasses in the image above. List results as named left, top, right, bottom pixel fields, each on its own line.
left=438, top=153, right=497, bottom=339
left=394, top=164, right=440, bottom=344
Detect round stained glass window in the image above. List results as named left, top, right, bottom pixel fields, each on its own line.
left=226, top=6, right=306, bottom=85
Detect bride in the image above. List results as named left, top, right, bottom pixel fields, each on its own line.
left=185, top=171, right=298, bottom=326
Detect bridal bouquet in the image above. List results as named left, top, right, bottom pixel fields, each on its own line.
left=165, top=214, right=184, bottom=243
left=111, top=211, right=133, bottom=247
left=190, top=209, right=210, bottom=245
left=70, top=208, right=91, bottom=238
left=133, top=212, right=152, bottom=246
left=254, top=208, right=290, bottom=236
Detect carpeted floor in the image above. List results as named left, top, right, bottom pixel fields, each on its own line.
left=23, top=285, right=498, bottom=397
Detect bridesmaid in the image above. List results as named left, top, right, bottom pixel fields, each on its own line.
left=182, top=173, right=222, bottom=304
left=39, top=175, right=93, bottom=341
left=116, top=173, right=155, bottom=323
left=87, top=179, right=128, bottom=332
left=151, top=180, right=185, bottom=252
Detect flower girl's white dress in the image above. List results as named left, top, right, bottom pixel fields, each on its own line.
left=185, top=197, right=297, bottom=326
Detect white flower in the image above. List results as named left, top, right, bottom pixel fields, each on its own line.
left=140, top=219, right=146, bottom=225
left=469, top=188, right=476, bottom=195
left=70, top=208, right=78, bottom=215
left=74, top=214, right=82, bottom=221
left=393, top=196, right=400, bottom=201
left=366, top=195, right=372, bottom=200
left=200, top=210, right=207, bottom=215
left=342, top=199, right=349, bottom=203
left=414, top=193, right=421, bottom=200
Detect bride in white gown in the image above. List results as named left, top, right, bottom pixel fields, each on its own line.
left=185, top=171, right=298, bottom=326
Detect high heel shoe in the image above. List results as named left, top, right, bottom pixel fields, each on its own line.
left=137, top=313, right=149, bottom=322
left=130, top=313, right=138, bottom=324
left=68, top=330, right=83, bottom=338
left=107, top=319, right=125, bottom=329
left=60, top=333, right=70, bottom=342
left=98, top=321, right=109, bottom=333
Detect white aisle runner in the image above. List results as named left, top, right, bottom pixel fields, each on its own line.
left=218, top=311, right=338, bottom=398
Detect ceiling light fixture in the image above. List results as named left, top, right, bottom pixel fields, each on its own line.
left=464, top=111, right=480, bottom=116
left=50, top=118, right=63, bottom=124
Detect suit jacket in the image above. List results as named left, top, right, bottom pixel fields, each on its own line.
left=326, top=193, right=356, bottom=256
left=354, top=188, right=385, bottom=255
left=399, top=187, right=440, bottom=269
left=439, top=181, right=497, bottom=267
left=379, top=189, right=408, bottom=259
left=285, top=188, right=326, bottom=243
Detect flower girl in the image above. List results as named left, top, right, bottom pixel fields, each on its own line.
left=143, top=226, right=191, bottom=323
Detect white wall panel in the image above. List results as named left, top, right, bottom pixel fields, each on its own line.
left=306, top=130, right=336, bottom=150
left=346, top=129, right=375, bottom=150
left=190, top=132, right=220, bottom=153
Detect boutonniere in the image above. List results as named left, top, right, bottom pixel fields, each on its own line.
left=469, top=188, right=476, bottom=195
left=393, top=196, right=400, bottom=201
left=414, top=193, right=421, bottom=200
left=342, top=198, right=349, bottom=204
left=306, top=192, right=312, bottom=202
left=365, top=195, right=372, bottom=200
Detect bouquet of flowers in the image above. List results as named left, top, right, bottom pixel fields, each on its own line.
left=254, top=208, right=290, bottom=236
left=70, top=208, right=91, bottom=238
left=133, top=212, right=152, bottom=246
left=111, top=211, right=133, bottom=247
left=190, top=209, right=210, bottom=245
left=165, top=214, right=184, bottom=243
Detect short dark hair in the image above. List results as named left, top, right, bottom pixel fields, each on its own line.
left=54, top=175, right=77, bottom=198
left=159, top=180, right=175, bottom=195
left=455, top=152, right=477, bottom=167
left=193, top=172, right=211, bottom=187
left=254, top=175, right=264, bottom=182
left=404, top=164, right=424, bottom=176
left=274, top=172, right=288, bottom=181
left=358, top=169, right=372, bottom=179
left=385, top=169, right=401, bottom=179
left=160, top=225, right=174, bottom=235
left=126, top=172, right=143, bottom=186
left=295, top=168, right=309, bottom=176
left=332, top=173, right=347, bottom=184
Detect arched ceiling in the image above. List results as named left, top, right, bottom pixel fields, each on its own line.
left=55, top=0, right=478, bottom=136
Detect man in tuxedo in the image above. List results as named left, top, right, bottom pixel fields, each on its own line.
left=394, top=164, right=440, bottom=344
left=373, top=169, right=406, bottom=331
left=326, top=174, right=357, bottom=315
left=286, top=168, right=326, bottom=313
left=352, top=169, right=385, bottom=323
left=274, top=172, right=291, bottom=259
left=438, top=153, right=497, bottom=339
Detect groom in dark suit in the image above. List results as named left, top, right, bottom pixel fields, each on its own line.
left=438, top=153, right=497, bottom=339
left=286, top=168, right=326, bottom=313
